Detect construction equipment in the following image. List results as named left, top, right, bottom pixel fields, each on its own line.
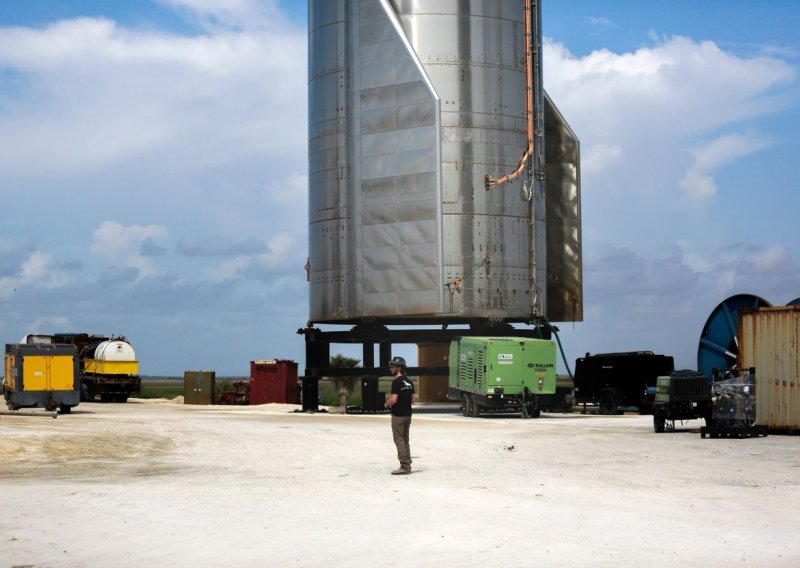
left=4, top=343, right=80, bottom=416
left=573, top=351, right=674, bottom=414
left=23, top=333, right=141, bottom=402
left=652, top=370, right=713, bottom=433
left=448, top=337, right=556, bottom=418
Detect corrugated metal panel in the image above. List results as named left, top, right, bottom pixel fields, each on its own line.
left=739, top=307, right=800, bottom=429
left=250, top=360, right=300, bottom=405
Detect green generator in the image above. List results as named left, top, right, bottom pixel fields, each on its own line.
left=448, top=337, right=556, bottom=418
left=4, top=343, right=80, bottom=415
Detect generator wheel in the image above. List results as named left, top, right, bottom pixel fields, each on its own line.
left=522, top=400, right=540, bottom=419
left=115, top=395, right=128, bottom=403
left=461, top=395, right=470, bottom=417
left=469, top=395, right=481, bottom=418
left=59, top=404, right=72, bottom=414
left=653, top=416, right=665, bottom=433
left=599, top=392, right=619, bottom=415
left=463, top=394, right=473, bottom=417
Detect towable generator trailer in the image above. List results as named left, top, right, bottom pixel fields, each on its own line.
left=449, top=337, right=557, bottom=418
left=573, top=351, right=675, bottom=415
left=3, top=343, right=80, bottom=416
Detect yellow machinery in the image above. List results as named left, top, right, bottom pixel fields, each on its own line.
left=79, top=337, right=140, bottom=402
left=21, top=333, right=141, bottom=403
left=3, top=343, right=80, bottom=416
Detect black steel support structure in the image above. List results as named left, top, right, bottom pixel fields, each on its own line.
left=297, top=319, right=554, bottom=411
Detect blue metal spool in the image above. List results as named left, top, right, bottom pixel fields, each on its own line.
left=697, top=294, right=771, bottom=382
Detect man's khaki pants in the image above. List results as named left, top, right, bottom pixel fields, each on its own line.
left=391, top=415, right=412, bottom=469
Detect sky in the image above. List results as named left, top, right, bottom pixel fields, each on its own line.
left=0, top=1, right=798, bottom=376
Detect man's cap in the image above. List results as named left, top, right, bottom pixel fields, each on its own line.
left=388, top=356, right=407, bottom=368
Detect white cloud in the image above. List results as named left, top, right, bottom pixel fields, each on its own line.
left=157, top=0, right=289, bottom=32
left=679, top=132, right=772, bottom=200
left=205, top=232, right=302, bottom=282
left=91, top=221, right=169, bottom=278
left=678, top=169, right=718, bottom=200
left=0, top=14, right=307, bottom=181
left=586, top=17, right=615, bottom=28
left=582, top=143, right=623, bottom=174
left=746, top=244, right=790, bottom=273
left=545, top=37, right=794, bottom=206
left=0, top=251, right=69, bottom=300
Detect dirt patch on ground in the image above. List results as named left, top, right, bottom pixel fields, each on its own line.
left=0, top=426, right=176, bottom=480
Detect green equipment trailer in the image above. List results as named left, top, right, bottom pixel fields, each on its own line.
left=448, top=337, right=557, bottom=418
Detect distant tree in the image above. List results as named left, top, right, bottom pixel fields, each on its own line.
left=329, top=354, right=361, bottom=409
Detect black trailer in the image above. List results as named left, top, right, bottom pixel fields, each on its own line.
left=573, top=351, right=674, bottom=414
left=652, top=370, right=713, bottom=432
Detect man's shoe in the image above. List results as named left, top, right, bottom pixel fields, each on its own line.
left=391, top=467, right=411, bottom=475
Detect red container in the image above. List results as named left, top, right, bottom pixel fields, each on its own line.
left=250, top=360, right=300, bottom=404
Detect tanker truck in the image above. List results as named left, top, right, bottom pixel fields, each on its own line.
left=23, top=333, right=141, bottom=402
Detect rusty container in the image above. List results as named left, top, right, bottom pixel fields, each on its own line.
left=739, top=307, right=800, bottom=429
left=417, top=343, right=451, bottom=402
left=250, top=360, right=300, bottom=405
left=184, top=370, right=216, bottom=405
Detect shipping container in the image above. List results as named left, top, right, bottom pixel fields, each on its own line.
left=739, top=307, right=800, bottom=430
left=250, top=360, right=299, bottom=405
left=184, top=370, right=216, bottom=405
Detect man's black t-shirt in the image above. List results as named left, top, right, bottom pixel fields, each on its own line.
left=390, top=375, right=415, bottom=416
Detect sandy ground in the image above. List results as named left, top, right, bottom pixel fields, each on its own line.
left=1, top=399, right=799, bottom=568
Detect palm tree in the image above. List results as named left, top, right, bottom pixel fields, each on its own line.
left=329, top=354, right=361, bottom=409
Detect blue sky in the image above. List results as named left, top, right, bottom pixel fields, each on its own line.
left=1, top=1, right=798, bottom=376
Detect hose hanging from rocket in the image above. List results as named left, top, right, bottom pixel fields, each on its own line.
left=485, top=0, right=538, bottom=192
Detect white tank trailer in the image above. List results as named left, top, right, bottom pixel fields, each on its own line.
left=308, top=0, right=582, bottom=325
left=302, top=0, right=582, bottom=409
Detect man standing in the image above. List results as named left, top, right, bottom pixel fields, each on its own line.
left=384, top=356, right=415, bottom=475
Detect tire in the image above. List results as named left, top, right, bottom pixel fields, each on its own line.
left=115, top=395, right=128, bottom=403
left=522, top=400, right=540, bottom=419
left=59, top=404, right=72, bottom=414
left=653, top=415, right=665, bottom=433
left=598, top=392, right=619, bottom=415
left=463, top=394, right=473, bottom=417
left=469, top=395, right=481, bottom=417
left=461, top=395, right=469, bottom=417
